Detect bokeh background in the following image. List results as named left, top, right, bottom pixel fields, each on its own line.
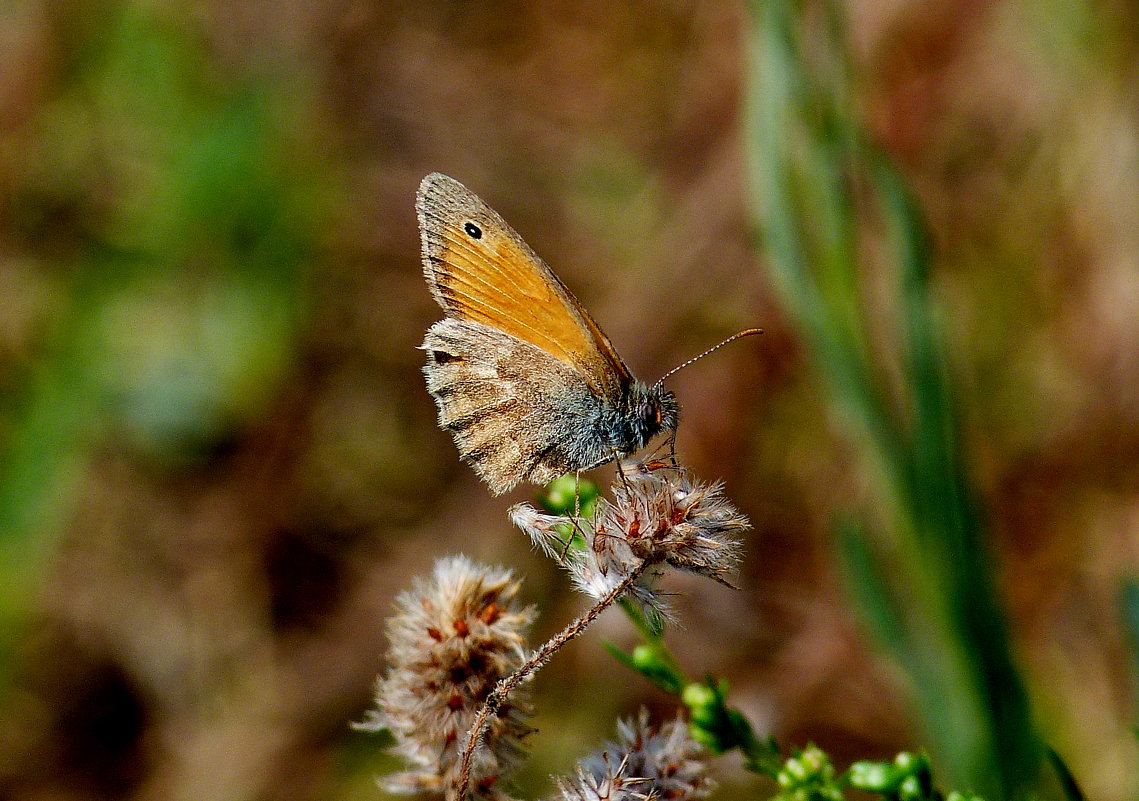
left=1, top=1, right=1137, bottom=800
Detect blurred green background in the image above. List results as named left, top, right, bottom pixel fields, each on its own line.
left=1, top=1, right=1137, bottom=800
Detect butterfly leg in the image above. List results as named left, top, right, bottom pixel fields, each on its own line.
left=574, top=470, right=581, bottom=518
left=556, top=471, right=587, bottom=561
left=667, top=430, right=679, bottom=468
left=613, top=448, right=634, bottom=494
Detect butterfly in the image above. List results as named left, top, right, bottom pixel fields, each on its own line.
left=417, top=173, right=680, bottom=495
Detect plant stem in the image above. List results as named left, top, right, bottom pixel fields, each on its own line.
left=453, top=561, right=651, bottom=801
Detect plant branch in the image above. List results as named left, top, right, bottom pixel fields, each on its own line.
left=453, top=560, right=651, bottom=801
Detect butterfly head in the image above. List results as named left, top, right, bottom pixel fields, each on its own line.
left=626, top=381, right=679, bottom=451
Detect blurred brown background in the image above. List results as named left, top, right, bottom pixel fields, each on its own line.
left=0, top=1, right=1137, bottom=800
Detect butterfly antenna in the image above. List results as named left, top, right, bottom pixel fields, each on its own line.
left=653, top=328, right=764, bottom=387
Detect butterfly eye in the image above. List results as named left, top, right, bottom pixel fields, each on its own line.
left=637, top=400, right=656, bottom=426
left=463, top=222, right=483, bottom=239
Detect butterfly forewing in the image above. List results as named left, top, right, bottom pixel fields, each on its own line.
left=417, top=173, right=631, bottom=399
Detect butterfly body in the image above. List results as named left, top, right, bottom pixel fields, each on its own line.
left=417, top=173, right=678, bottom=495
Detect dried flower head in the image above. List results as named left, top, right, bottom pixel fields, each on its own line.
left=605, top=466, right=747, bottom=585
left=553, top=710, right=714, bottom=801
left=510, top=466, right=748, bottom=614
left=357, top=555, right=536, bottom=799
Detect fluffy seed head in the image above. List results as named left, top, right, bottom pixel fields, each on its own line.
left=553, top=710, right=714, bottom=801
left=357, top=555, right=536, bottom=799
left=604, top=467, right=747, bottom=586
left=511, top=467, right=748, bottom=614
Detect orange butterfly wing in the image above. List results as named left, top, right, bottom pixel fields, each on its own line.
left=417, top=173, right=632, bottom=399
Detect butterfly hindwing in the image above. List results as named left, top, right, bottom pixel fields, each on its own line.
left=422, top=318, right=613, bottom=494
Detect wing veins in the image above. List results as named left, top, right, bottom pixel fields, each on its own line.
left=422, top=206, right=568, bottom=308
left=431, top=222, right=561, bottom=307
left=431, top=265, right=566, bottom=345
left=425, top=218, right=602, bottom=378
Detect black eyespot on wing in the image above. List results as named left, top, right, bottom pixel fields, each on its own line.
left=428, top=350, right=462, bottom=365
left=463, top=221, right=482, bottom=239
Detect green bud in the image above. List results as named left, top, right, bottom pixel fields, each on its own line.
left=849, top=760, right=893, bottom=791
left=800, top=745, right=829, bottom=774
left=632, top=643, right=656, bottom=668
left=898, top=774, right=922, bottom=801
left=542, top=475, right=579, bottom=514
left=894, top=751, right=924, bottom=771
left=628, top=644, right=684, bottom=694
left=682, top=682, right=716, bottom=713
